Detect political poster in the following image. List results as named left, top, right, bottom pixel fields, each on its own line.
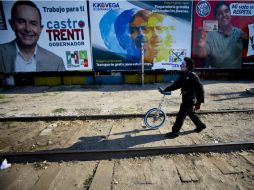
left=192, top=0, right=254, bottom=68
left=0, top=2, right=7, bottom=30
left=89, top=0, right=193, bottom=71
left=0, top=1, right=92, bottom=73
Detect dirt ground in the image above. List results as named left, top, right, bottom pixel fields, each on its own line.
left=0, top=80, right=253, bottom=151
left=0, top=80, right=253, bottom=117
left=0, top=80, right=254, bottom=189
left=0, top=112, right=253, bottom=153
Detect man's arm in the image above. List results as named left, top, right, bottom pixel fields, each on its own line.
left=194, top=75, right=205, bottom=105
left=196, top=29, right=208, bottom=58
left=163, top=75, right=183, bottom=92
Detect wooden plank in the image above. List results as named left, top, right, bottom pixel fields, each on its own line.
left=189, top=171, right=199, bottom=182
left=89, top=160, right=114, bottom=190
left=151, top=157, right=182, bottom=189
left=193, top=155, right=222, bottom=189
left=175, top=163, right=192, bottom=182
left=0, top=165, right=22, bottom=190
left=134, top=161, right=153, bottom=185
left=239, top=152, right=254, bottom=166
left=193, top=155, right=244, bottom=189
left=49, top=162, right=97, bottom=190
left=30, top=164, right=61, bottom=190
left=112, top=159, right=140, bottom=188
left=173, top=157, right=199, bottom=183
left=211, top=157, right=241, bottom=175
left=7, top=165, right=44, bottom=190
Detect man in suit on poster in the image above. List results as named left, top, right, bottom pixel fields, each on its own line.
left=0, top=0, right=65, bottom=73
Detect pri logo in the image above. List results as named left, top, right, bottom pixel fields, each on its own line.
left=66, top=50, right=88, bottom=68
left=196, top=0, right=211, bottom=17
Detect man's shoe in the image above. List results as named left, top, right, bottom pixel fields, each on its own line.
left=194, top=126, right=206, bottom=133
left=166, top=132, right=179, bottom=138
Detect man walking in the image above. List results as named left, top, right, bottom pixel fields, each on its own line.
left=160, top=57, right=206, bottom=138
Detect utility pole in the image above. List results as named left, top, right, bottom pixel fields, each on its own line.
left=135, top=34, right=147, bottom=86
left=141, top=41, right=145, bottom=86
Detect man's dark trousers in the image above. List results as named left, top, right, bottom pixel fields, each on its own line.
left=172, top=102, right=206, bottom=133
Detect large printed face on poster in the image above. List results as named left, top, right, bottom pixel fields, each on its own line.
left=0, top=1, right=92, bottom=73
left=192, top=0, right=254, bottom=68
left=90, top=0, right=193, bottom=71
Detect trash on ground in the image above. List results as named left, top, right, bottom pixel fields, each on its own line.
left=0, top=159, right=11, bottom=170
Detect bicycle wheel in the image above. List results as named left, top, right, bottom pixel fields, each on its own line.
left=144, top=108, right=166, bottom=129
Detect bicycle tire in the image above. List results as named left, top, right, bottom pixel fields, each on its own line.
left=144, top=108, right=166, bottom=129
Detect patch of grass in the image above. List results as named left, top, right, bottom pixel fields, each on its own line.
left=30, top=95, right=42, bottom=98
left=75, top=108, right=100, bottom=114
left=41, top=92, right=59, bottom=97
left=42, top=93, right=49, bottom=96
left=0, top=94, right=5, bottom=99
left=0, top=100, right=10, bottom=104
left=52, top=108, right=67, bottom=113
left=0, top=122, right=18, bottom=129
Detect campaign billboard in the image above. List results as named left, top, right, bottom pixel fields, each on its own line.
left=89, top=0, right=193, bottom=71
left=192, top=0, right=254, bottom=68
left=0, top=2, right=7, bottom=30
left=0, top=0, right=92, bottom=73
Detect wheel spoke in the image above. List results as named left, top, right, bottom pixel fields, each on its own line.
left=144, top=108, right=166, bottom=129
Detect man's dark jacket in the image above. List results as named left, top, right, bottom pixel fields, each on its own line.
left=164, top=71, right=204, bottom=105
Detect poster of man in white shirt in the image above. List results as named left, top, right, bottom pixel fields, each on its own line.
left=0, top=1, right=65, bottom=73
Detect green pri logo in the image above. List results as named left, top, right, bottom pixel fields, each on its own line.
left=66, top=50, right=88, bottom=68
left=79, top=50, right=88, bottom=67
